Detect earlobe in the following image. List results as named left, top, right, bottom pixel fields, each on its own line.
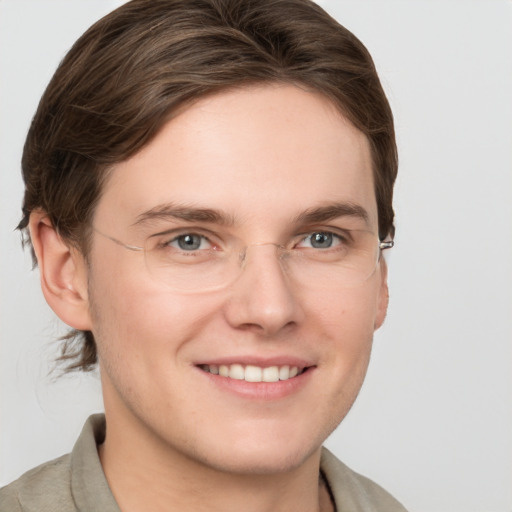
left=29, top=211, right=92, bottom=330
left=374, top=259, right=389, bottom=330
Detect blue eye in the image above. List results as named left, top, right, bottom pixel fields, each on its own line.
left=311, top=232, right=333, bottom=248
left=171, top=234, right=210, bottom=251
left=300, top=232, right=341, bottom=249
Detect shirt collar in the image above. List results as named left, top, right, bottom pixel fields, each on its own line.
left=70, top=413, right=120, bottom=511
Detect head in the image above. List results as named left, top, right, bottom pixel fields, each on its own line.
left=19, top=0, right=397, bottom=370
left=19, top=0, right=397, bottom=371
left=19, top=0, right=397, bottom=470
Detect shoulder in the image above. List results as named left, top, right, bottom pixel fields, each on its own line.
left=1, top=414, right=118, bottom=512
left=320, top=447, right=408, bottom=512
left=0, top=454, right=74, bottom=512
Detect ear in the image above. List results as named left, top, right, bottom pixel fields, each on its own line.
left=374, top=258, right=389, bottom=330
left=29, top=210, right=92, bottom=330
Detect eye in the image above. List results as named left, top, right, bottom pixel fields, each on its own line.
left=168, top=233, right=212, bottom=251
left=297, top=232, right=342, bottom=249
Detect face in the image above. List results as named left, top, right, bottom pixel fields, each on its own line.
left=86, top=84, right=388, bottom=474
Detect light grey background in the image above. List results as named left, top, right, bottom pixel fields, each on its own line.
left=1, top=1, right=511, bottom=511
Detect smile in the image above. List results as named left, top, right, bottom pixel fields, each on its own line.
left=199, top=364, right=306, bottom=383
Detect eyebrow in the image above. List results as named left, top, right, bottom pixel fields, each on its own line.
left=132, top=201, right=370, bottom=229
left=293, top=202, right=370, bottom=226
left=132, top=202, right=235, bottom=227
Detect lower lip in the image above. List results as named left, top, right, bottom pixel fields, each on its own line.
left=197, top=367, right=314, bottom=400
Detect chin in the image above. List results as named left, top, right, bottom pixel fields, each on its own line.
left=195, top=442, right=321, bottom=476
left=176, top=420, right=327, bottom=476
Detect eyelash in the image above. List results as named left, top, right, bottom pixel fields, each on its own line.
left=153, top=228, right=351, bottom=252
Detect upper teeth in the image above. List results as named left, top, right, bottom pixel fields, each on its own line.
left=201, top=364, right=301, bottom=383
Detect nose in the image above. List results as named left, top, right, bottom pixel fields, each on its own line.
left=223, top=243, right=304, bottom=337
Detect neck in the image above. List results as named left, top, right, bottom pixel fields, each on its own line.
left=98, top=412, right=333, bottom=512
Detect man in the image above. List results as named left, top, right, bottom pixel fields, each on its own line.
left=1, top=0, right=405, bottom=510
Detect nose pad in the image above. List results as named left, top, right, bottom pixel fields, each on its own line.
left=237, top=243, right=294, bottom=287
left=239, top=242, right=287, bottom=271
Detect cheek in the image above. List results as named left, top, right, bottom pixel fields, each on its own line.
left=310, top=281, right=381, bottom=380
left=87, top=270, right=220, bottom=415
left=300, top=287, right=377, bottom=440
left=310, top=278, right=381, bottom=336
left=87, top=255, right=226, bottom=372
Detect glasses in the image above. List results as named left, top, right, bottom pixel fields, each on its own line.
left=93, top=226, right=393, bottom=293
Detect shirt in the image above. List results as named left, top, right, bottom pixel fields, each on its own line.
left=0, top=414, right=408, bottom=511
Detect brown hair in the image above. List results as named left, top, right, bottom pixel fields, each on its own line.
left=18, top=0, right=398, bottom=371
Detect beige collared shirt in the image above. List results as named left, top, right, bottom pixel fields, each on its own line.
left=0, top=414, right=407, bottom=511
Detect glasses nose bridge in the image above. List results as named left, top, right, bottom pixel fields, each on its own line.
left=238, top=242, right=286, bottom=270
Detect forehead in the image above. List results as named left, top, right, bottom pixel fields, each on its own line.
left=95, top=84, right=376, bottom=232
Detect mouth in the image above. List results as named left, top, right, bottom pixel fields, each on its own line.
left=198, top=363, right=308, bottom=383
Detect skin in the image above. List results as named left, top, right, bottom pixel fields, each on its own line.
left=30, top=84, right=389, bottom=512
